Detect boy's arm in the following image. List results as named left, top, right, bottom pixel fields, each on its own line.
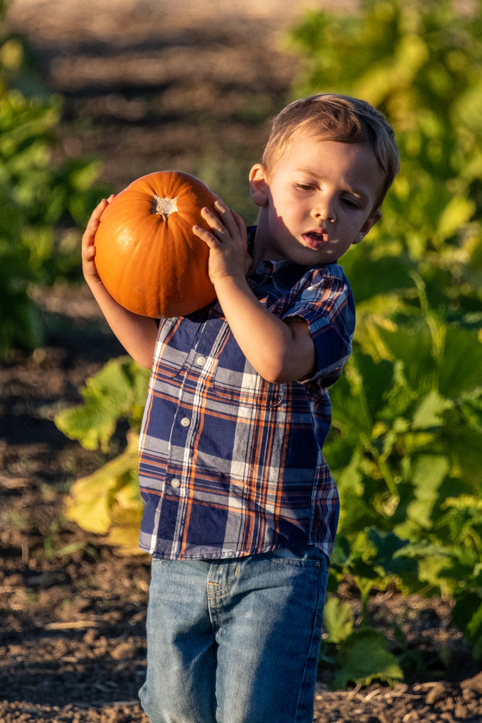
left=193, top=201, right=316, bottom=384
left=83, top=198, right=158, bottom=369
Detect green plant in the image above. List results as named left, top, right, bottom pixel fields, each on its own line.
left=0, top=0, right=109, bottom=355
left=288, top=0, right=482, bottom=680
left=321, top=595, right=404, bottom=688
left=54, top=356, right=150, bottom=554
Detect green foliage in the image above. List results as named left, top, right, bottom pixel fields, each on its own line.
left=290, top=0, right=482, bottom=293
left=64, top=432, right=144, bottom=554
left=55, top=356, right=150, bottom=453
left=321, top=596, right=403, bottom=687
left=0, top=1, right=109, bottom=355
left=332, top=627, right=404, bottom=689
left=55, top=356, right=150, bottom=554
left=452, top=588, right=482, bottom=659
left=323, top=596, right=354, bottom=644
left=288, top=0, right=482, bottom=678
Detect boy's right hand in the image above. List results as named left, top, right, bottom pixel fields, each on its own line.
left=82, top=196, right=115, bottom=286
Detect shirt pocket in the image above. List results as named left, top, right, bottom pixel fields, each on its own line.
left=153, top=347, right=190, bottom=379
left=213, top=362, right=285, bottom=409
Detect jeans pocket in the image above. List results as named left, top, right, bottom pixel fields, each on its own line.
left=268, top=545, right=327, bottom=569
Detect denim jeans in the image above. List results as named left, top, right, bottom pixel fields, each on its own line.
left=139, top=547, right=329, bottom=723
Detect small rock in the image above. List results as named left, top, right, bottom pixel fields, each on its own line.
left=460, top=671, right=482, bottom=693
left=403, top=712, right=418, bottom=722
left=4, top=573, right=23, bottom=587
left=8, top=644, right=23, bottom=656
left=83, top=628, right=98, bottom=645
left=111, top=641, right=136, bottom=660
left=426, top=683, right=447, bottom=706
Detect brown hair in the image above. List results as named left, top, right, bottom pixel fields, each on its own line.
left=262, top=93, right=400, bottom=210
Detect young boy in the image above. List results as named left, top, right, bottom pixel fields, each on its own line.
left=82, top=93, right=399, bottom=723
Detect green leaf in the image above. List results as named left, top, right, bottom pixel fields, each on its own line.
left=329, top=366, right=373, bottom=437
left=330, top=536, right=351, bottom=568
left=438, top=327, right=482, bottom=398
left=355, top=354, right=395, bottom=419
left=452, top=591, right=482, bottom=650
left=377, top=323, right=437, bottom=393
left=338, top=493, right=380, bottom=537
left=436, top=195, right=476, bottom=241
left=366, top=528, right=418, bottom=577
left=340, top=243, right=415, bottom=303
left=332, top=628, right=404, bottom=689
left=65, top=432, right=142, bottom=542
left=406, top=455, right=450, bottom=529
left=55, top=357, right=149, bottom=451
left=411, top=390, right=453, bottom=430
left=323, top=596, right=354, bottom=644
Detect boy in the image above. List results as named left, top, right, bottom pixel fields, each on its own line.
left=82, top=93, right=399, bottom=723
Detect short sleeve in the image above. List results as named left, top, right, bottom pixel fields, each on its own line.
left=282, top=265, right=355, bottom=386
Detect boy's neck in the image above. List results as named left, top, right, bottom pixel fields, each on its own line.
left=249, top=216, right=287, bottom=273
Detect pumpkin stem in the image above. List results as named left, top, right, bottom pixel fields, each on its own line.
left=151, top=194, right=179, bottom=221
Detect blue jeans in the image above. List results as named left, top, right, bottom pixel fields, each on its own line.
left=139, top=547, right=329, bottom=723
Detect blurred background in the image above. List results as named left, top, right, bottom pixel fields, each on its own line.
left=5, top=0, right=330, bottom=214
left=2, top=0, right=482, bottom=719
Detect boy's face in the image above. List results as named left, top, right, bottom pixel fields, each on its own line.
left=249, top=135, right=383, bottom=266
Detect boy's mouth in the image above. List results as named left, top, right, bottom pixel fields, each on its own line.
left=302, top=230, right=329, bottom=250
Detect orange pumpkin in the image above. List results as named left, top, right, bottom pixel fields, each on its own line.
left=94, top=171, right=219, bottom=318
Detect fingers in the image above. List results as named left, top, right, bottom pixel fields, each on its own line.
left=192, top=223, right=217, bottom=247
left=195, top=200, right=244, bottom=241
left=230, top=209, right=248, bottom=237
left=83, top=196, right=115, bottom=246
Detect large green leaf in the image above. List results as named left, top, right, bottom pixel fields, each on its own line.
left=65, top=432, right=143, bottom=554
left=405, top=455, right=450, bottom=529
left=438, top=327, right=482, bottom=397
left=376, top=323, right=437, bottom=393
left=55, top=357, right=150, bottom=452
left=333, top=628, right=404, bottom=689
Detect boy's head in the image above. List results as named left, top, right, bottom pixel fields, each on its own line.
left=248, top=94, right=400, bottom=267
left=261, top=93, right=399, bottom=212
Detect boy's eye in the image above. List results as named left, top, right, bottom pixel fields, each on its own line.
left=295, top=183, right=314, bottom=191
left=342, top=197, right=361, bottom=210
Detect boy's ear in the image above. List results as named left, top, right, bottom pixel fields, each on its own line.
left=353, top=209, right=382, bottom=245
left=249, top=164, right=269, bottom=207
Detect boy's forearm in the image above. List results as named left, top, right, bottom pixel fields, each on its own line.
left=213, top=275, right=315, bottom=383
left=88, top=279, right=158, bottom=368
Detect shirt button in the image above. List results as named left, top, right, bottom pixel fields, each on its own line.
left=196, top=356, right=207, bottom=366
left=180, top=417, right=190, bottom=427
left=170, top=478, right=181, bottom=489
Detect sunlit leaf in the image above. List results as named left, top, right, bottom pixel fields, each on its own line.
left=323, top=596, right=354, bottom=644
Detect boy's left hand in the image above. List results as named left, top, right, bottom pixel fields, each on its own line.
left=193, top=200, right=251, bottom=283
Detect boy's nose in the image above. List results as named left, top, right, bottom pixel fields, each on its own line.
left=312, top=201, right=336, bottom=223
left=313, top=196, right=336, bottom=222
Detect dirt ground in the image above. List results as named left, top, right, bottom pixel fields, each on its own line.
left=2, top=0, right=482, bottom=721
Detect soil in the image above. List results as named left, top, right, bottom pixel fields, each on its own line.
left=2, top=1, right=482, bottom=721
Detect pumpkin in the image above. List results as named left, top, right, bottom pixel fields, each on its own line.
left=94, top=171, right=219, bottom=318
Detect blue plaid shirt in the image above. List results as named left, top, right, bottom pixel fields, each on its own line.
left=138, top=228, right=355, bottom=560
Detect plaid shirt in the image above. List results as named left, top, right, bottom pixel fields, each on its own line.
left=138, top=229, right=355, bottom=560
